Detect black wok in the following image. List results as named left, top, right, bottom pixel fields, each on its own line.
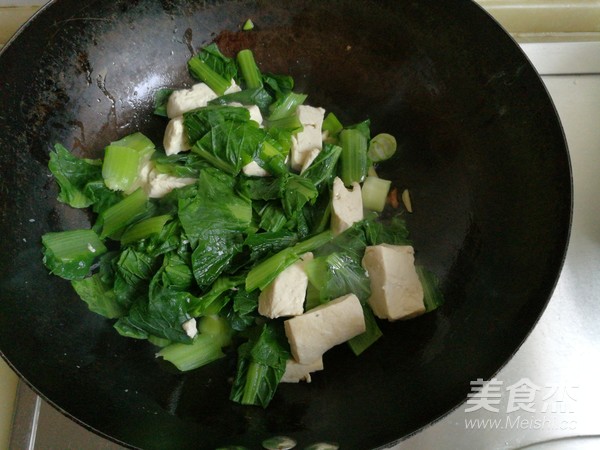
left=0, top=0, right=571, bottom=448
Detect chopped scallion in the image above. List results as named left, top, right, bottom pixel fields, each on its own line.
left=368, top=133, right=397, bottom=162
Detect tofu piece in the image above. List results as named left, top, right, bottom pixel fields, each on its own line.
left=290, top=105, right=325, bottom=171
left=163, top=116, right=191, bottom=156
left=361, top=244, right=425, bottom=320
left=182, top=318, right=198, bottom=339
left=280, top=357, right=324, bottom=383
left=246, top=104, right=263, bottom=126
left=146, top=169, right=196, bottom=198
left=166, top=81, right=241, bottom=118
left=299, top=148, right=321, bottom=174
left=258, top=253, right=313, bottom=318
left=166, top=83, right=218, bottom=118
left=242, top=161, right=270, bottom=177
left=228, top=102, right=264, bottom=126
left=284, top=293, right=365, bottom=364
left=331, top=177, right=363, bottom=235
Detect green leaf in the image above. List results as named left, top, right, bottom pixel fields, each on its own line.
left=305, top=252, right=371, bottom=307
left=230, top=322, right=290, bottom=407
left=281, top=173, right=318, bottom=219
left=208, top=87, right=273, bottom=113
left=348, top=304, right=382, bottom=355
left=301, top=143, right=342, bottom=189
left=48, top=143, right=103, bottom=209
left=193, top=119, right=267, bottom=175
left=191, top=231, right=243, bottom=288
left=41, top=229, right=107, bottom=280
left=71, top=274, right=125, bottom=318
left=417, top=266, right=445, bottom=313
left=178, top=168, right=252, bottom=237
left=188, top=275, right=244, bottom=317
left=191, top=43, right=238, bottom=85
left=183, top=105, right=250, bottom=145
left=153, top=88, right=173, bottom=117
left=244, top=231, right=298, bottom=262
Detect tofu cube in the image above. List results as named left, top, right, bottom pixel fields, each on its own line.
left=300, top=148, right=321, bottom=174
left=284, top=293, right=365, bottom=364
left=163, top=116, right=191, bottom=156
left=361, top=244, right=425, bottom=320
left=242, top=161, right=270, bottom=177
left=280, top=357, right=324, bottom=383
left=331, top=177, right=363, bottom=235
left=166, top=81, right=241, bottom=118
left=146, top=170, right=196, bottom=198
left=290, top=105, right=325, bottom=171
left=258, top=253, right=313, bottom=318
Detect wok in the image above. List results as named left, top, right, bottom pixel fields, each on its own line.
left=0, top=0, right=571, bottom=449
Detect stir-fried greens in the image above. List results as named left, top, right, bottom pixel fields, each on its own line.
left=41, top=44, right=443, bottom=408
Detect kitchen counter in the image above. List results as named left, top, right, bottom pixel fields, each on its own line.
left=1, top=2, right=600, bottom=449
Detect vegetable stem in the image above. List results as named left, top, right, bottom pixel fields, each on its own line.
left=98, top=188, right=149, bottom=238
left=245, top=230, right=333, bottom=291
left=237, top=49, right=263, bottom=89
left=188, top=57, right=231, bottom=96
left=339, top=128, right=368, bottom=186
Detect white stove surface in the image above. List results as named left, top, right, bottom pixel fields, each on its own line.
left=3, top=4, right=600, bottom=449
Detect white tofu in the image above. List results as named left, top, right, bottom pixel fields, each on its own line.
left=227, top=102, right=264, bottom=126
left=361, top=244, right=425, bottom=320
left=300, top=148, right=320, bottom=174
left=284, top=293, right=365, bottom=364
left=242, top=161, right=270, bottom=177
left=182, top=318, right=198, bottom=339
left=331, top=177, right=363, bottom=235
left=166, top=81, right=241, bottom=118
left=290, top=105, right=325, bottom=171
left=131, top=160, right=196, bottom=198
left=258, top=253, right=313, bottom=318
left=166, top=83, right=218, bottom=118
left=163, top=116, right=191, bottom=156
left=147, top=171, right=197, bottom=198
left=280, top=357, right=324, bottom=383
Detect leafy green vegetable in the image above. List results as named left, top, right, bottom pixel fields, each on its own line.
left=97, top=188, right=153, bottom=239
left=187, top=43, right=238, bottom=96
left=417, top=266, right=445, bottom=312
left=230, top=322, right=290, bottom=407
left=71, top=274, right=125, bottom=318
left=305, top=252, right=370, bottom=307
left=153, top=88, right=173, bottom=117
left=114, top=283, right=193, bottom=343
left=158, top=316, right=233, bottom=371
left=347, top=304, right=383, bottom=355
left=48, top=144, right=103, bottom=209
left=208, top=87, right=273, bottom=113
left=42, top=229, right=107, bottom=280
left=178, top=168, right=252, bottom=237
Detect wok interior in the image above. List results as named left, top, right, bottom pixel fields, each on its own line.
left=0, top=0, right=571, bottom=448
